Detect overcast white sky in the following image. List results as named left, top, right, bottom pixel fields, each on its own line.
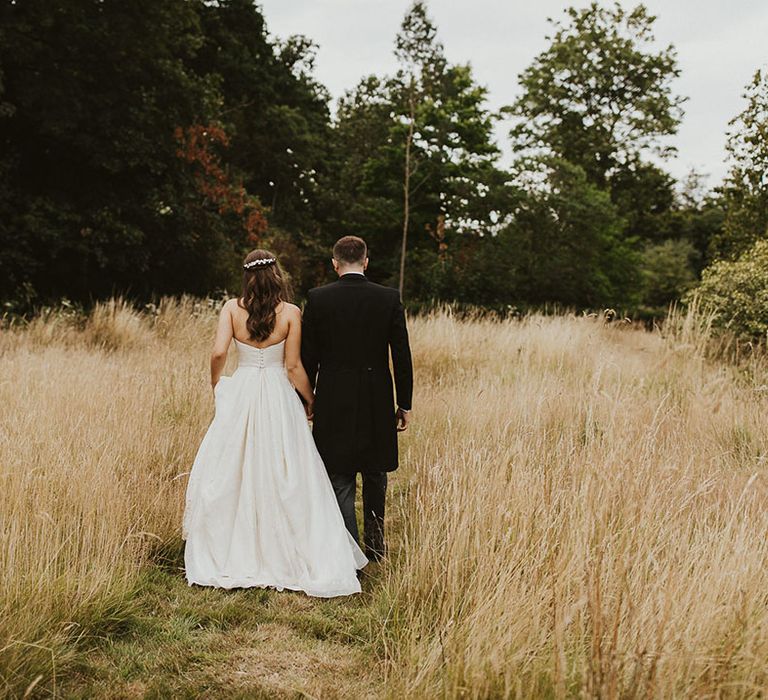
left=258, top=0, right=768, bottom=188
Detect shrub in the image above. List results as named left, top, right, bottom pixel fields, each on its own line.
left=83, top=299, right=152, bottom=351
left=688, top=238, right=768, bottom=339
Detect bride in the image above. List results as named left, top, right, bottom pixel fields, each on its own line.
left=182, top=249, right=367, bottom=597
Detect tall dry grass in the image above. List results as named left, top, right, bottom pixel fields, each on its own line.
left=0, top=298, right=220, bottom=697
left=1, top=300, right=767, bottom=697
left=380, top=308, right=768, bottom=697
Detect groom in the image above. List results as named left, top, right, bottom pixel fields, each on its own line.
left=301, top=235, right=413, bottom=561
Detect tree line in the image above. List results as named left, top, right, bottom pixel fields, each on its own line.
left=1, top=0, right=766, bottom=329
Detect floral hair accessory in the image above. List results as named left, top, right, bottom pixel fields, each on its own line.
left=243, top=258, right=276, bottom=269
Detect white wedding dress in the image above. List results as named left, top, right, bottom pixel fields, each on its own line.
left=182, top=338, right=367, bottom=597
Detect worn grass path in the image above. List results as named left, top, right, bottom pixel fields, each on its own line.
left=61, top=541, right=387, bottom=699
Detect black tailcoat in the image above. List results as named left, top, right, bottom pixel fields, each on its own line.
left=300, top=274, right=413, bottom=474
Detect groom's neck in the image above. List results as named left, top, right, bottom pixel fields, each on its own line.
left=336, top=265, right=365, bottom=277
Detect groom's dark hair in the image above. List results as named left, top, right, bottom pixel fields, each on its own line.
left=332, top=236, right=367, bottom=265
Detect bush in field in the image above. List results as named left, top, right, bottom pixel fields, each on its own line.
left=689, top=238, right=768, bottom=339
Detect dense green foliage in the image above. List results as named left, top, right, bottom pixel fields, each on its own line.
left=1, top=1, right=223, bottom=301
left=0, top=0, right=327, bottom=306
left=0, top=0, right=763, bottom=320
left=507, top=3, right=684, bottom=188
left=710, top=69, right=768, bottom=262
left=690, top=239, right=768, bottom=339
left=688, top=69, right=768, bottom=339
left=505, top=2, right=715, bottom=313
left=320, top=3, right=507, bottom=297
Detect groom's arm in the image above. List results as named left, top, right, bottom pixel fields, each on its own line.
left=300, top=291, right=320, bottom=390
left=388, top=293, right=413, bottom=412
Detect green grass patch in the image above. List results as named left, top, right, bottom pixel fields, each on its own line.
left=59, top=559, right=383, bottom=698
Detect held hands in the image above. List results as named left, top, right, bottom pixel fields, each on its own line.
left=305, top=398, right=315, bottom=421
left=396, top=407, right=411, bottom=432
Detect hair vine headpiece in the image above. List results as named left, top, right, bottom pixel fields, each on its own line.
left=243, top=258, right=276, bottom=269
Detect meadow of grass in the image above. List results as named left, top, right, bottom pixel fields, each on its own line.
left=1, top=298, right=767, bottom=698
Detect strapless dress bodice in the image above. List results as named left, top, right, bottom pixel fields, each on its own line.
left=235, top=338, right=286, bottom=369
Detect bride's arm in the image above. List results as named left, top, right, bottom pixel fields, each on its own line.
left=210, top=300, right=234, bottom=390
left=284, top=305, right=315, bottom=414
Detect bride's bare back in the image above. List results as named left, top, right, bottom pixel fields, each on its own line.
left=230, top=299, right=293, bottom=348
left=209, top=298, right=313, bottom=416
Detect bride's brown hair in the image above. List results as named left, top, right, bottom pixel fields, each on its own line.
left=239, top=249, right=293, bottom=342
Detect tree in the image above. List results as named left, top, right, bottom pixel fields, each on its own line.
left=0, top=0, right=332, bottom=306
left=321, top=2, right=506, bottom=298
left=638, top=238, right=697, bottom=316
left=0, top=1, right=234, bottom=303
left=507, top=2, right=685, bottom=189
left=505, top=158, right=639, bottom=308
left=710, top=68, right=768, bottom=261
left=193, top=0, right=332, bottom=236
left=315, top=75, right=399, bottom=282
left=614, top=166, right=722, bottom=313
left=609, top=162, right=675, bottom=242
left=501, top=2, right=688, bottom=310
left=393, top=1, right=446, bottom=297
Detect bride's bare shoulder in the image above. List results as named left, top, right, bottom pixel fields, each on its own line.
left=280, top=302, right=301, bottom=316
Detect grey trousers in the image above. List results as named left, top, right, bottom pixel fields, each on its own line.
left=328, top=471, right=387, bottom=561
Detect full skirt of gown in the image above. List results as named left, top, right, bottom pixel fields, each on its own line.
left=182, top=339, right=367, bottom=597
